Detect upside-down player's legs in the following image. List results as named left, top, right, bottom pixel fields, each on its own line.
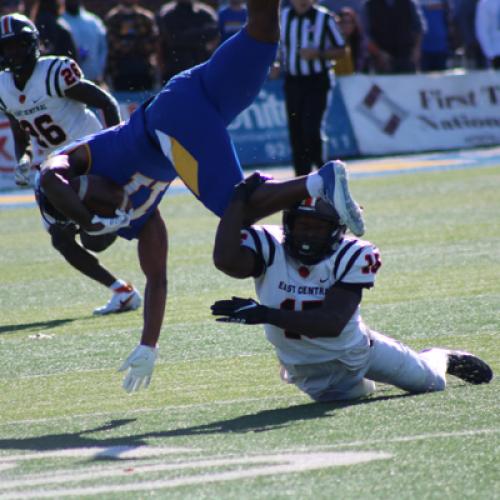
left=201, top=28, right=278, bottom=125
left=147, top=30, right=277, bottom=216
left=148, top=84, right=244, bottom=216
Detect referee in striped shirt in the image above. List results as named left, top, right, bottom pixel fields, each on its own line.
left=275, top=0, right=345, bottom=176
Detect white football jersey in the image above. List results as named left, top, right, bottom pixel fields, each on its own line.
left=241, top=225, right=382, bottom=366
left=0, top=56, right=102, bottom=158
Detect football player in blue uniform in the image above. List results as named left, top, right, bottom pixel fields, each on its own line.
left=39, top=0, right=365, bottom=393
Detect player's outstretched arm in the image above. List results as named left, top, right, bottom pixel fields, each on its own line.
left=65, top=80, right=121, bottom=127
left=136, top=209, right=168, bottom=348
left=212, top=286, right=361, bottom=338
left=118, top=210, right=166, bottom=393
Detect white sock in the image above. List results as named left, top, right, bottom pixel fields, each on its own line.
left=306, top=171, right=324, bottom=198
left=419, top=348, right=448, bottom=376
left=110, top=279, right=127, bottom=291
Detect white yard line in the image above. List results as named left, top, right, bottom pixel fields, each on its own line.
left=0, top=451, right=391, bottom=498
left=0, top=428, right=496, bottom=497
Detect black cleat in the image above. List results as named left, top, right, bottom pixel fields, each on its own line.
left=447, top=351, right=493, bottom=384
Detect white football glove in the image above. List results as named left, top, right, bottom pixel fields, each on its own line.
left=14, top=155, right=32, bottom=187
left=86, top=209, right=132, bottom=235
left=118, top=344, right=158, bottom=393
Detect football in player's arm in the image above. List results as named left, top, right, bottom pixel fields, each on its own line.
left=211, top=180, right=493, bottom=402
left=36, top=0, right=372, bottom=395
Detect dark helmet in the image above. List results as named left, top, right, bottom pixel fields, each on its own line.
left=0, top=14, right=40, bottom=72
left=283, top=197, right=346, bottom=265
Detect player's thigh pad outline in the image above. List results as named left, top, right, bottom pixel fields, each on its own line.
left=365, top=331, right=446, bottom=393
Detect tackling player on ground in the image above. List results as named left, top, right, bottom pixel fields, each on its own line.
left=211, top=179, right=493, bottom=401
left=38, top=0, right=365, bottom=393
left=0, top=13, right=141, bottom=315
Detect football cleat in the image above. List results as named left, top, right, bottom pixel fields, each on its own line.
left=446, top=350, right=493, bottom=384
left=93, top=284, right=142, bottom=316
left=318, top=160, right=365, bottom=237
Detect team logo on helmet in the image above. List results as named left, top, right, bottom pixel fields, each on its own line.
left=283, top=197, right=346, bottom=265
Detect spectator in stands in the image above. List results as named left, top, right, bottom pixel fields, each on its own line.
left=105, top=0, right=158, bottom=92
left=363, top=0, right=426, bottom=74
left=320, top=0, right=363, bottom=17
left=218, top=0, right=247, bottom=43
left=475, top=0, right=500, bottom=69
left=157, top=0, right=219, bottom=84
left=453, top=0, right=486, bottom=69
left=0, top=0, right=25, bottom=15
left=420, top=0, right=452, bottom=72
left=63, top=0, right=107, bottom=84
left=334, top=7, right=364, bottom=75
left=33, top=0, right=78, bottom=60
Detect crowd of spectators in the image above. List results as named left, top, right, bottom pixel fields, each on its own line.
left=1, top=0, right=498, bottom=92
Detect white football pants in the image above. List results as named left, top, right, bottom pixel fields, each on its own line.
left=280, top=330, right=448, bottom=402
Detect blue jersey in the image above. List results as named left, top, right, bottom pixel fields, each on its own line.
left=85, top=103, right=175, bottom=239
left=79, top=29, right=277, bottom=240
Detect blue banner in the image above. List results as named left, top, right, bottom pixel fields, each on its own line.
left=227, top=78, right=359, bottom=166
left=114, top=77, right=359, bottom=168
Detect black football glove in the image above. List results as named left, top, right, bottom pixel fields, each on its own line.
left=211, top=297, right=269, bottom=325
left=232, top=171, right=273, bottom=203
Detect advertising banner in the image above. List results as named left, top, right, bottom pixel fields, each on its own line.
left=0, top=79, right=358, bottom=190
left=226, top=78, right=358, bottom=165
left=339, top=71, right=500, bottom=155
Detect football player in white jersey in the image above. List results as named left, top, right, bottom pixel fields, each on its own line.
left=0, top=13, right=119, bottom=185
left=0, top=13, right=141, bottom=316
left=212, top=177, right=493, bottom=402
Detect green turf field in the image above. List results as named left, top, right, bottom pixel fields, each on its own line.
left=0, top=166, right=498, bottom=499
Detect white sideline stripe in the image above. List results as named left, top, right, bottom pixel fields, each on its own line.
left=0, top=452, right=391, bottom=498
left=0, top=395, right=303, bottom=427
left=0, top=446, right=196, bottom=463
